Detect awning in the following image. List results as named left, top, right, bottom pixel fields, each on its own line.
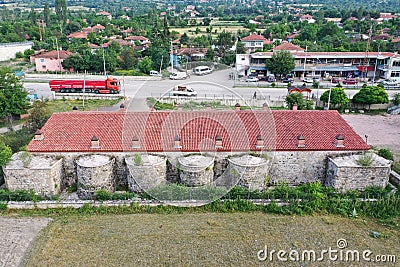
left=294, top=66, right=359, bottom=72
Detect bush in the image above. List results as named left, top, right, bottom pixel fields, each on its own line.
left=356, top=153, right=374, bottom=166
left=94, top=190, right=111, bottom=201
left=377, top=148, right=394, bottom=161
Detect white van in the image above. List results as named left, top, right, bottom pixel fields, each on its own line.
left=169, top=72, right=189, bottom=80
left=150, top=70, right=161, bottom=76
left=193, top=66, right=212, bottom=75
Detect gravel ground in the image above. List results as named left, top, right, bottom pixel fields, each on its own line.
left=342, top=114, right=400, bottom=159
left=0, top=217, right=51, bottom=267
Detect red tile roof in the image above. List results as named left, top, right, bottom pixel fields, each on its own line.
left=27, top=110, right=369, bottom=153
left=273, top=42, right=304, bottom=51
left=67, top=32, right=88, bottom=39
left=33, top=50, right=74, bottom=59
left=241, top=33, right=267, bottom=41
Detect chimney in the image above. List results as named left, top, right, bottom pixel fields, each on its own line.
left=292, top=104, right=298, bottom=111
left=132, top=136, right=140, bottom=149
left=215, top=135, right=223, bottom=148
left=206, top=103, right=212, bottom=110
left=91, top=135, right=100, bottom=149
left=297, top=135, right=305, bottom=148
left=72, top=106, right=79, bottom=112
left=256, top=135, right=264, bottom=148
left=150, top=105, right=155, bottom=112
left=174, top=135, right=182, bottom=149
left=176, top=103, right=182, bottom=111
left=119, top=103, right=125, bottom=111
left=262, top=103, right=268, bottom=110
left=235, top=103, right=241, bottom=111
left=34, top=130, right=44, bottom=141
left=334, top=134, right=345, bottom=148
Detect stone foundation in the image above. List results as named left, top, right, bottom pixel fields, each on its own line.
left=325, top=153, right=391, bottom=191
left=126, top=154, right=167, bottom=192
left=3, top=152, right=62, bottom=196
left=228, top=154, right=270, bottom=191
left=76, top=155, right=115, bottom=199
left=4, top=150, right=390, bottom=198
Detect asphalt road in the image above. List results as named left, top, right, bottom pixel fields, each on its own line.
left=23, top=68, right=400, bottom=103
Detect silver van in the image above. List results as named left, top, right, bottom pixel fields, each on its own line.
left=193, top=66, right=212, bottom=75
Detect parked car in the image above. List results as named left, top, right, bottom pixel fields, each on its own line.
left=150, top=70, right=162, bottom=77
left=342, top=78, right=358, bottom=85
left=331, top=77, right=340, bottom=83
left=245, top=76, right=259, bottom=82
left=169, top=72, right=189, bottom=80
left=282, top=77, right=294, bottom=83
left=312, top=77, right=320, bottom=83
left=267, top=76, right=276, bottom=82
left=172, top=85, right=197, bottom=97
left=381, top=79, right=398, bottom=86
left=302, top=77, right=314, bottom=83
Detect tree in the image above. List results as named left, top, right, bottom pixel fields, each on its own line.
left=43, top=3, right=51, bottom=27
left=0, top=67, right=29, bottom=123
left=25, top=101, right=49, bottom=133
left=285, top=93, right=313, bottom=110
left=320, top=87, right=349, bottom=110
left=0, top=141, right=12, bottom=179
left=55, top=0, right=67, bottom=25
left=266, top=51, right=295, bottom=80
left=138, top=56, right=153, bottom=74
left=119, top=48, right=138, bottom=70
left=352, top=85, right=389, bottom=109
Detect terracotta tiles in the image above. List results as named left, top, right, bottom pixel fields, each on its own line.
left=27, top=110, right=369, bottom=153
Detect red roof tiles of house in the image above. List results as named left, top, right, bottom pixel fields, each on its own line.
left=241, top=33, right=268, bottom=41
left=392, top=37, right=400, bottom=43
left=67, top=32, right=88, bottom=39
left=33, top=50, right=74, bottom=59
left=273, top=42, right=304, bottom=51
left=125, top=36, right=149, bottom=41
left=27, top=110, right=369, bottom=153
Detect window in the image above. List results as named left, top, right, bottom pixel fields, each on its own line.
left=42, top=65, right=46, bottom=69
left=40, top=59, right=44, bottom=63
left=392, top=61, right=400, bottom=67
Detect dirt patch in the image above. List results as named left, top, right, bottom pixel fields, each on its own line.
left=24, top=213, right=399, bottom=266
left=342, top=114, right=400, bottom=159
left=0, top=217, right=51, bottom=267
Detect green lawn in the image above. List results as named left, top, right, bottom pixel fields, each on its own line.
left=45, top=98, right=123, bottom=114
left=24, top=213, right=399, bottom=266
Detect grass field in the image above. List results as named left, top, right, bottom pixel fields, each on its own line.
left=24, top=213, right=399, bottom=266
left=44, top=98, right=123, bottom=114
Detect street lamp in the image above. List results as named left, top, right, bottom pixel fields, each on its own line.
left=102, top=43, right=107, bottom=77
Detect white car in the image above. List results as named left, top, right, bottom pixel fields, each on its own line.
left=303, top=77, right=314, bottom=83
left=381, top=79, right=398, bottom=86
left=245, top=76, right=259, bottom=82
left=169, top=72, right=189, bottom=80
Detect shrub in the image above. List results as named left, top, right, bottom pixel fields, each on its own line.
left=133, top=154, right=143, bottom=165
left=94, top=190, right=111, bottom=201
left=356, top=153, right=374, bottom=166
left=377, top=148, right=394, bottom=161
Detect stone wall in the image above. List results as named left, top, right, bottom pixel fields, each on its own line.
left=126, top=154, right=167, bottom=192
left=76, top=155, right=115, bottom=199
left=4, top=150, right=383, bottom=197
left=325, top=153, right=391, bottom=191
left=178, top=155, right=214, bottom=187
left=3, top=152, right=62, bottom=196
left=227, top=155, right=270, bottom=191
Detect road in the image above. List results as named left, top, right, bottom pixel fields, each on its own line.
left=23, top=68, right=400, bottom=105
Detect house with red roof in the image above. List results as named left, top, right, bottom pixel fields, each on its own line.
left=299, top=14, right=315, bottom=23
left=67, top=32, right=88, bottom=41
left=241, top=33, right=272, bottom=53
left=125, top=36, right=150, bottom=46
left=96, top=11, right=112, bottom=20
left=32, top=50, right=74, bottom=72
left=3, top=106, right=392, bottom=197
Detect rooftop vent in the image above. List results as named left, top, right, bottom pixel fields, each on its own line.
left=91, top=135, right=100, bottom=149
left=297, top=134, right=305, bottom=148
left=235, top=103, right=241, bottom=111
left=34, top=130, right=44, bottom=141
left=256, top=135, right=264, bottom=148
left=174, top=135, right=182, bottom=149
left=132, top=136, right=140, bottom=149
left=334, top=134, right=345, bottom=148
left=215, top=135, right=223, bottom=148
left=72, top=106, right=78, bottom=111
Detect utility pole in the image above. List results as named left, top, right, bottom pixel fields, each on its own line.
left=82, top=70, right=86, bottom=111
left=327, top=87, right=332, bottom=110
left=170, top=40, right=174, bottom=73
left=159, top=55, right=163, bottom=74
left=102, top=43, right=107, bottom=77
left=55, top=38, right=61, bottom=72
left=38, top=19, right=42, bottom=42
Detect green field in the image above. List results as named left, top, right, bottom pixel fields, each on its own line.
left=24, top=213, right=399, bottom=266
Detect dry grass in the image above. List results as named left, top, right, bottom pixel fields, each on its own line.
left=24, top=213, right=399, bottom=266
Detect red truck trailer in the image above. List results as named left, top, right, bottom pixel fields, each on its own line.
left=49, top=77, right=120, bottom=94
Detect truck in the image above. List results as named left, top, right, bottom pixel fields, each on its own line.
left=49, top=77, right=121, bottom=94
left=169, top=72, right=189, bottom=80
left=171, top=85, right=197, bottom=97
